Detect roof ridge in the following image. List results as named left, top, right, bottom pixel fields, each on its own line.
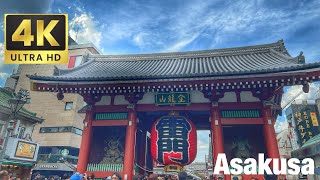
left=55, top=57, right=95, bottom=76
left=276, top=39, right=291, bottom=56
left=88, top=40, right=283, bottom=61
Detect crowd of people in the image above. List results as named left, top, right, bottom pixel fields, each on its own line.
left=0, top=170, right=192, bottom=180
left=0, top=170, right=283, bottom=180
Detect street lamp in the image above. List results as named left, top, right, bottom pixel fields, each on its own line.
left=8, top=88, right=31, bottom=117
left=0, top=89, right=31, bottom=169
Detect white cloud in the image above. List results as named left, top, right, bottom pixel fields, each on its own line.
left=99, top=0, right=320, bottom=53
left=274, top=120, right=289, bottom=133
left=281, top=83, right=320, bottom=108
left=165, top=33, right=201, bottom=52
left=197, top=139, right=209, bottom=150
left=0, top=72, right=9, bottom=79
left=132, top=32, right=154, bottom=49
left=0, top=43, right=9, bottom=86
left=195, top=131, right=210, bottom=162
left=0, top=43, right=4, bottom=68
left=69, top=10, right=102, bottom=48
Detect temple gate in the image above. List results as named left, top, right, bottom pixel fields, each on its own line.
left=29, top=40, right=320, bottom=180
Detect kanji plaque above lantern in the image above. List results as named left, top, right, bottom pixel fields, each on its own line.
left=151, top=112, right=197, bottom=169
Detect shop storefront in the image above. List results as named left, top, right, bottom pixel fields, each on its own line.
left=32, top=163, right=74, bottom=178
left=2, top=137, right=39, bottom=179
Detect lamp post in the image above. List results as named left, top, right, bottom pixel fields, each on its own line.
left=8, top=89, right=31, bottom=117
left=0, top=89, right=31, bottom=170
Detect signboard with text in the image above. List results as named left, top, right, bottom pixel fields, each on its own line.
left=155, top=92, right=190, bottom=106
left=291, top=104, right=320, bottom=146
left=14, top=141, right=37, bottom=159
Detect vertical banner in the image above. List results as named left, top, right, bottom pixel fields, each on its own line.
left=291, top=104, right=320, bottom=146
left=310, top=112, right=319, bottom=126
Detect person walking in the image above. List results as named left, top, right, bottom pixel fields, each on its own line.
left=111, top=172, right=121, bottom=180
left=0, top=171, right=9, bottom=180
left=216, top=174, right=224, bottom=180
left=178, top=171, right=188, bottom=180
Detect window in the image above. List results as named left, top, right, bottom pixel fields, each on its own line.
left=40, top=126, right=83, bottom=135
left=40, top=127, right=59, bottom=133
left=65, top=102, right=73, bottom=110
left=68, top=56, right=82, bottom=68
left=71, top=127, right=83, bottom=135
left=0, top=124, right=3, bottom=134
left=18, top=127, right=26, bottom=139
left=59, top=126, right=72, bottom=132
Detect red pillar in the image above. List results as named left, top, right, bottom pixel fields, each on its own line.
left=211, top=106, right=230, bottom=180
left=262, top=106, right=285, bottom=179
left=123, top=109, right=137, bottom=180
left=211, top=107, right=224, bottom=164
left=77, top=109, right=94, bottom=173
left=262, top=107, right=281, bottom=162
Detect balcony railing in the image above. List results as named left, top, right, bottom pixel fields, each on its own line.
left=86, top=163, right=124, bottom=172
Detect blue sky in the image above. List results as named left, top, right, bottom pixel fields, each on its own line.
left=0, top=0, right=320, bottom=162
left=1, top=0, right=320, bottom=85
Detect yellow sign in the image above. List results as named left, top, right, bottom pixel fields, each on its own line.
left=310, top=112, right=319, bottom=126
left=4, top=14, right=68, bottom=64
left=164, top=165, right=183, bottom=172
left=15, top=141, right=37, bottom=159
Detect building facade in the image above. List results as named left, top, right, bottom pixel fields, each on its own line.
left=285, top=100, right=320, bottom=149
left=288, top=99, right=320, bottom=179
left=0, top=88, right=44, bottom=179
left=28, top=40, right=320, bottom=180
left=4, top=38, right=100, bottom=177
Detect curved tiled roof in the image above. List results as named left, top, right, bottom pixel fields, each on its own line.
left=29, top=40, right=320, bottom=82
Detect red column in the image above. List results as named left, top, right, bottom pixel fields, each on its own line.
left=211, top=107, right=224, bottom=164
left=262, top=107, right=281, bottom=162
left=211, top=107, right=230, bottom=180
left=262, top=106, right=285, bottom=179
left=77, top=109, right=94, bottom=173
left=123, top=109, right=137, bottom=180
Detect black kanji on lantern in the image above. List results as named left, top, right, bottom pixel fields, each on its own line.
left=155, top=116, right=191, bottom=164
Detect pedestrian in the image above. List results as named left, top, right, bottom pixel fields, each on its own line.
left=178, top=171, right=188, bottom=180
left=34, top=173, right=41, bottom=180
left=142, top=173, right=148, bottom=180
left=148, top=174, right=158, bottom=180
left=232, top=176, right=238, bottom=180
left=62, top=174, right=70, bottom=180
left=0, top=170, right=9, bottom=180
left=88, top=174, right=95, bottom=180
left=132, top=174, right=140, bottom=180
left=216, top=174, right=224, bottom=180
left=50, top=176, right=55, bottom=180
left=170, top=174, right=178, bottom=180
left=70, top=173, right=86, bottom=180
left=111, top=172, right=121, bottom=180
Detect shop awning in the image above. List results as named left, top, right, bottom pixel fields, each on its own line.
left=33, top=163, right=75, bottom=172
left=2, top=160, right=34, bottom=167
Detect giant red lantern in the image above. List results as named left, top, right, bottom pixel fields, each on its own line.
left=151, top=113, right=197, bottom=166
